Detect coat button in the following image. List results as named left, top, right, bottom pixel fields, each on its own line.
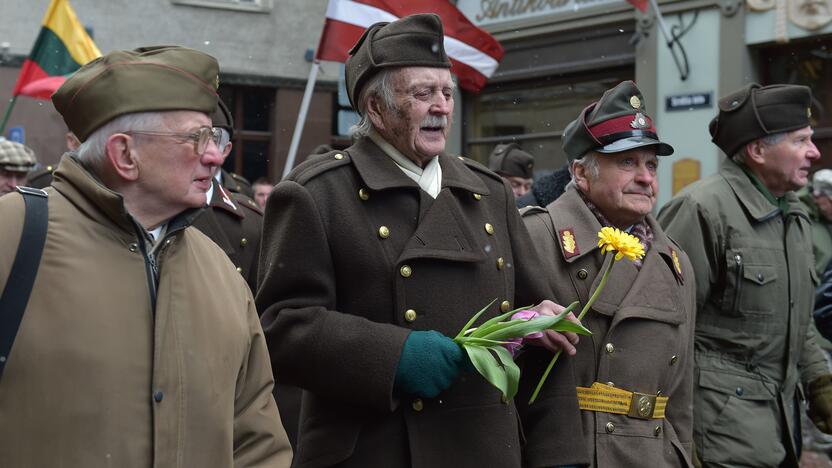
left=484, top=223, right=495, bottom=235
left=496, top=257, right=505, bottom=270
left=358, top=188, right=369, bottom=201
left=577, top=269, right=588, bottom=280
left=400, top=265, right=412, bottom=278
left=605, top=343, right=615, bottom=354
left=606, top=422, right=615, bottom=433
left=378, top=226, right=390, bottom=239
left=404, top=309, right=417, bottom=322
left=473, top=193, right=482, bottom=200
left=457, top=156, right=465, bottom=161
left=606, top=381, right=615, bottom=387
left=736, top=387, right=744, bottom=396
left=656, top=389, right=663, bottom=396
left=412, top=399, right=424, bottom=411
left=164, top=238, right=172, bottom=246
left=236, top=267, right=243, bottom=273
left=654, top=425, right=662, bottom=436
left=500, top=300, right=511, bottom=313
left=154, top=391, right=164, bottom=402
left=757, top=272, right=764, bottom=282
left=670, top=355, right=678, bottom=365
left=334, top=153, right=344, bottom=160
left=129, top=243, right=138, bottom=252
left=240, top=238, right=248, bottom=247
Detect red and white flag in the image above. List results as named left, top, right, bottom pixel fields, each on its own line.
left=315, top=0, right=504, bottom=93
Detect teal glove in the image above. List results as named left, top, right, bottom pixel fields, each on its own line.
left=394, top=330, right=469, bottom=398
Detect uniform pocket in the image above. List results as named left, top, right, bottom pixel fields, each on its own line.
left=721, top=248, right=782, bottom=316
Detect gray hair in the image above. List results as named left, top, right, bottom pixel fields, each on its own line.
left=566, top=152, right=601, bottom=189
left=76, top=112, right=167, bottom=171
left=349, top=69, right=398, bottom=139
left=733, top=132, right=786, bottom=163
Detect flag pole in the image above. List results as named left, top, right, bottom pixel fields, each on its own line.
left=647, top=0, right=673, bottom=45
left=282, top=59, right=321, bottom=179
left=0, top=96, right=18, bottom=136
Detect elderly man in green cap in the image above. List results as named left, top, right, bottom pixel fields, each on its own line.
left=257, top=13, right=586, bottom=468
left=521, top=80, right=696, bottom=467
left=0, top=46, right=291, bottom=467
left=0, top=138, right=37, bottom=196
left=489, top=142, right=536, bottom=198
left=658, top=83, right=831, bottom=467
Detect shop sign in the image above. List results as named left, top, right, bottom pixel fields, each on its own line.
left=665, top=92, right=712, bottom=111
left=457, top=0, right=625, bottom=26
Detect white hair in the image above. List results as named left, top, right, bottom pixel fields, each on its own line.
left=566, top=152, right=601, bottom=189
left=349, top=68, right=399, bottom=139
left=76, top=112, right=167, bottom=171
left=733, top=132, right=786, bottom=163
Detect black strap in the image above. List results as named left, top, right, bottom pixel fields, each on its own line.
left=0, top=187, right=48, bottom=379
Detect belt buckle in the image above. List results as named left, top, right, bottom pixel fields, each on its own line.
left=628, top=392, right=656, bottom=419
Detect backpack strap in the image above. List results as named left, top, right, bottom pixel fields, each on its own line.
left=0, top=187, right=49, bottom=379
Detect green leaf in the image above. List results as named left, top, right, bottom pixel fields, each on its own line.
left=479, top=302, right=582, bottom=341
left=549, top=319, right=592, bottom=336
left=455, top=298, right=497, bottom=340
left=471, top=304, right=533, bottom=337
left=464, top=344, right=510, bottom=399
left=491, top=346, right=521, bottom=400
left=455, top=337, right=513, bottom=346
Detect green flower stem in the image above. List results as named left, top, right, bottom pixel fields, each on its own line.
left=528, top=255, right=616, bottom=404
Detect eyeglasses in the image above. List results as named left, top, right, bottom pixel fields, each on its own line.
left=124, top=126, right=222, bottom=156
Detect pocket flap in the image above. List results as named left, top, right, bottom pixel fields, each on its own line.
left=698, top=369, right=777, bottom=400
left=743, top=264, right=778, bottom=286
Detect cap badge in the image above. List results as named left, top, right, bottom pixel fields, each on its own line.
left=629, top=95, right=642, bottom=109
left=559, top=228, right=579, bottom=259
left=630, top=113, right=649, bottom=129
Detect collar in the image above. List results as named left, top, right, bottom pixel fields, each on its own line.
left=207, top=179, right=244, bottom=219
left=720, top=158, right=783, bottom=222
left=369, top=129, right=442, bottom=198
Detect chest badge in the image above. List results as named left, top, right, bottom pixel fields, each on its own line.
left=669, top=247, right=684, bottom=284
left=560, top=228, right=580, bottom=259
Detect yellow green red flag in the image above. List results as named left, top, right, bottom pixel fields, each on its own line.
left=12, top=0, right=101, bottom=99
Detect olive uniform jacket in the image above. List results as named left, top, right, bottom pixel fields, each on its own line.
left=192, top=179, right=263, bottom=292
left=658, top=158, right=829, bottom=467
left=0, top=156, right=292, bottom=467
left=521, top=187, right=695, bottom=468
left=256, top=137, right=587, bottom=468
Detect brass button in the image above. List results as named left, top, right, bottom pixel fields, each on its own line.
left=378, top=226, right=390, bottom=239
left=236, top=267, right=243, bottom=273
left=605, top=343, right=615, bottom=354
left=46, top=165, right=53, bottom=171
left=577, top=269, right=588, bottom=280
left=473, top=193, right=482, bottom=200
left=412, top=399, right=424, bottom=411
left=656, top=389, right=663, bottom=397
left=358, top=188, right=369, bottom=201
left=484, top=223, right=495, bottom=235
left=500, top=300, right=511, bottom=313
left=334, top=153, right=344, bottom=160
left=606, top=381, right=615, bottom=387
left=654, top=425, right=662, bottom=436
left=404, top=309, right=417, bottom=322
left=606, top=422, right=615, bottom=433
left=240, top=238, right=248, bottom=247
left=128, top=243, right=138, bottom=252
left=669, top=355, right=678, bottom=366
left=400, top=265, right=412, bottom=278
left=496, top=257, right=505, bottom=270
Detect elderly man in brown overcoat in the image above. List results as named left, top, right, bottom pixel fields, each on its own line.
left=257, top=13, right=587, bottom=468
left=0, top=46, right=291, bottom=467
left=521, top=81, right=696, bottom=467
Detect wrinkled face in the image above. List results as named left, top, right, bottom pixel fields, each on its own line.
left=575, top=148, right=659, bottom=228
left=371, top=67, right=454, bottom=166
left=253, top=183, right=272, bottom=210
left=0, top=168, right=28, bottom=195
left=755, top=126, right=820, bottom=196
left=134, top=111, right=223, bottom=215
left=504, top=175, right=533, bottom=198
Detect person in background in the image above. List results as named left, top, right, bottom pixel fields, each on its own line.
left=516, top=164, right=571, bottom=209
left=253, top=177, right=273, bottom=210
left=488, top=142, right=535, bottom=199
left=0, top=138, right=37, bottom=196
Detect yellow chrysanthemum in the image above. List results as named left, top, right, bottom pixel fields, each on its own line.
left=597, top=226, right=645, bottom=262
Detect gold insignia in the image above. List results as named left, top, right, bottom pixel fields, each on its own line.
left=630, top=112, right=649, bottom=129
left=671, top=249, right=681, bottom=275
left=630, top=95, right=642, bottom=109
left=808, top=107, right=813, bottom=118
left=215, top=74, right=220, bottom=90
left=559, top=228, right=579, bottom=259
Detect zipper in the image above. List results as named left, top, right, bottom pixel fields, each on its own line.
left=135, top=232, right=158, bottom=313
left=732, top=253, right=743, bottom=314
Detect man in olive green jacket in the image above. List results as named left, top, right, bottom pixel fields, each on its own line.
left=799, top=169, right=832, bottom=277
left=658, top=83, right=831, bottom=467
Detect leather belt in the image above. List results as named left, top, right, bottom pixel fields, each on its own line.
left=576, top=382, right=668, bottom=419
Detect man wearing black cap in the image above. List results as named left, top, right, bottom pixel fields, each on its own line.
left=658, top=83, right=830, bottom=467
left=257, top=13, right=586, bottom=468
left=0, top=46, right=291, bottom=466
left=522, top=80, right=696, bottom=467
left=489, top=142, right=535, bottom=198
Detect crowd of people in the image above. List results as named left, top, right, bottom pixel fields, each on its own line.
left=0, top=12, right=830, bottom=468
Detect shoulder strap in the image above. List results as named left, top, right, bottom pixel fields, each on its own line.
left=0, top=187, right=49, bottom=379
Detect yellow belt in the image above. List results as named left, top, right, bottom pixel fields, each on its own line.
left=576, top=382, right=668, bottom=419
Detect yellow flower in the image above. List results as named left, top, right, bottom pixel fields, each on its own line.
left=597, top=226, right=645, bottom=262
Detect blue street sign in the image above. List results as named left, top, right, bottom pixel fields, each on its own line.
left=7, top=127, right=24, bottom=144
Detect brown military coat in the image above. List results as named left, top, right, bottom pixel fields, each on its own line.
left=256, top=137, right=587, bottom=468
left=192, top=179, right=263, bottom=292
left=221, top=168, right=254, bottom=199
left=522, top=187, right=696, bottom=468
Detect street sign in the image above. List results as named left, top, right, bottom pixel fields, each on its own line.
left=665, top=92, right=712, bottom=112
left=7, top=127, right=24, bottom=144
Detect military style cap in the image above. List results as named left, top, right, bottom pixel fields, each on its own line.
left=562, top=80, right=673, bottom=161
left=488, top=143, right=535, bottom=179
left=345, top=13, right=451, bottom=112
left=0, top=138, right=37, bottom=173
left=53, top=45, right=219, bottom=142
left=814, top=169, right=832, bottom=198
left=709, top=83, right=812, bottom=157
left=211, top=98, right=234, bottom=138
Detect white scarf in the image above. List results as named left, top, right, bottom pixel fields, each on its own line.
left=370, top=129, right=442, bottom=198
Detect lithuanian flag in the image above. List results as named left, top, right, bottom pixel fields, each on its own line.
left=12, top=0, right=101, bottom=99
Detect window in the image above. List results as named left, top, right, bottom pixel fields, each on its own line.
left=219, top=86, right=275, bottom=183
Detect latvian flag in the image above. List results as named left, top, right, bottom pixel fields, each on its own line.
left=316, top=0, right=504, bottom=93
left=12, top=0, right=101, bottom=99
